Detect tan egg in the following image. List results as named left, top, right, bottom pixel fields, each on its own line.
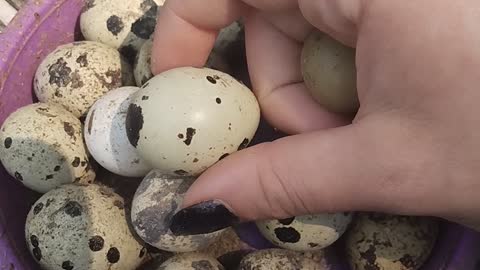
left=238, top=248, right=330, bottom=270
left=34, top=41, right=134, bottom=118
left=25, top=184, right=147, bottom=270
left=80, top=0, right=165, bottom=62
left=345, top=213, right=439, bottom=270
left=131, top=170, right=225, bottom=252
left=301, top=30, right=359, bottom=114
left=0, top=103, right=95, bottom=193
left=155, top=252, right=224, bottom=270
left=125, top=67, right=260, bottom=176
left=256, top=213, right=353, bottom=251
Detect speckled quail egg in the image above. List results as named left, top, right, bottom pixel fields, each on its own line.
left=154, top=252, right=224, bottom=270
left=80, top=0, right=165, bottom=62
left=0, top=103, right=95, bottom=193
left=256, top=213, right=353, bottom=251
left=25, top=184, right=148, bottom=270
left=199, top=227, right=253, bottom=259
left=34, top=41, right=134, bottom=118
left=84, top=86, right=151, bottom=177
left=134, top=21, right=243, bottom=87
left=126, top=67, right=260, bottom=176
left=238, top=248, right=329, bottom=270
left=131, top=170, right=225, bottom=252
left=345, top=213, right=439, bottom=270
left=301, top=31, right=358, bottom=114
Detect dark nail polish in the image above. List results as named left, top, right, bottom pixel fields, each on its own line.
left=169, top=200, right=240, bottom=236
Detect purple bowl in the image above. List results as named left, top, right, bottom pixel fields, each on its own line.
left=1, top=0, right=480, bottom=269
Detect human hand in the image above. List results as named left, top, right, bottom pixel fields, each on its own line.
left=151, top=0, right=480, bottom=234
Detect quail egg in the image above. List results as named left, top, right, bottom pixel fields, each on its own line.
left=131, top=170, right=225, bottom=252
left=0, top=103, right=95, bottom=193
left=25, top=184, right=147, bottom=270
left=154, top=252, right=224, bottom=270
left=238, top=248, right=329, bottom=270
left=345, top=213, right=439, bottom=270
left=80, top=0, right=165, bottom=62
left=301, top=30, right=359, bottom=114
left=134, top=21, right=244, bottom=87
left=125, top=67, right=260, bottom=176
left=199, top=227, right=253, bottom=259
left=256, top=213, right=352, bottom=251
left=84, top=86, right=151, bottom=177
left=34, top=41, right=134, bottom=118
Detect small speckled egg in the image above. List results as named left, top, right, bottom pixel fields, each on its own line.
left=25, top=184, right=148, bottom=270
left=126, top=67, right=260, bottom=176
left=154, top=252, right=224, bottom=270
left=256, top=213, right=353, bottom=251
left=131, top=170, right=225, bottom=252
left=34, top=41, right=134, bottom=118
left=84, top=86, right=151, bottom=177
left=134, top=38, right=154, bottom=87
left=80, top=0, right=165, bottom=62
left=134, top=21, right=243, bottom=87
left=0, top=103, right=95, bottom=193
left=238, top=248, right=329, bottom=270
left=301, top=31, right=358, bottom=114
left=345, top=213, right=439, bottom=270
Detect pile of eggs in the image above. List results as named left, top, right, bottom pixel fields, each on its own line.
left=0, top=0, right=440, bottom=269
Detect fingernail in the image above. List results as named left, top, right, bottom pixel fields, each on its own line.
left=169, top=200, right=240, bottom=236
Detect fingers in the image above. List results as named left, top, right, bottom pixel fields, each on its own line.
left=246, top=13, right=350, bottom=133
left=172, top=116, right=450, bottom=226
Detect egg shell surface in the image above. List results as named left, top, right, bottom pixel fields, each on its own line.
left=131, top=170, right=225, bottom=252
left=0, top=103, right=95, bottom=193
left=126, top=67, right=260, bottom=176
left=34, top=41, right=134, bottom=118
left=84, top=86, right=152, bottom=177
left=345, top=213, right=439, bottom=270
left=301, top=31, right=359, bottom=114
left=25, top=184, right=147, bottom=270
left=238, top=248, right=329, bottom=270
left=80, top=0, right=165, bottom=62
left=256, top=213, right=353, bottom=251
left=155, top=252, right=225, bottom=270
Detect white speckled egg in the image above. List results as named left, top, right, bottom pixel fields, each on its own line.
left=34, top=41, right=134, bottom=118
left=155, top=253, right=225, bottom=270
left=301, top=31, right=358, bottom=114
left=25, top=184, right=148, bottom=270
left=84, top=86, right=151, bottom=177
left=238, top=249, right=329, bottom=270
left=125, top=67, right=260, bottom=176
left=134, top=21, right=243, bottom=87
left=0, top=103, right=95, bottom=193
left=256, top=213, right=353, bottom=251
left=80, top=0, right=165, bottom=62
left=345, top=213, right=439, bottom=270
left=131, top=170, right=225, bottom=252
left=133, top=38, right=154, bottom=87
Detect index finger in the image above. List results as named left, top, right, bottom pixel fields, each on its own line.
left=151, top=0, right=249, bottom=74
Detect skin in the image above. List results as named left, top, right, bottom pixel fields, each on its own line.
left=151, top=0, right=480, bottom=230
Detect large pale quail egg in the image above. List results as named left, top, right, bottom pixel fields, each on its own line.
left=345, top=213, right=439, bottom=270
left=134, top=21, right=244, bottom=87
left=84, top=86, right=151, bottom=177
left=125, top=67, right=260, bottom=176
left=0, top=103, right=95, bottom=193
left=80, top=0, right=165, bottom=62
left=301, top=30, right=359, bottom=114
left=34, top=41, right=134, bottom=118
left=25, top=184, right=147, bottom=270
left=131, top=170, right=225, bottom=252
left=256, top=213, right=353, bottom=251
left=238, top=248, right=329, bottom=270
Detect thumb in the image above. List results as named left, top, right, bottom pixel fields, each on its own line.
left=169, top=118, right=446, bottom=235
